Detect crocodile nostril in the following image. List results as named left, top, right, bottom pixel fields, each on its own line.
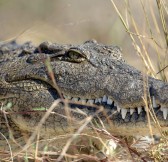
left=26, top=54, right=48, bottom=64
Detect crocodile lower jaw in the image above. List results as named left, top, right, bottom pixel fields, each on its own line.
left=62, top=94, right=168, bottom=120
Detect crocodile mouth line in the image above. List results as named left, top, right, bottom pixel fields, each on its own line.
left=5, top=79, right=168, bottom=121
left=62, top=94, right=168, bottom=120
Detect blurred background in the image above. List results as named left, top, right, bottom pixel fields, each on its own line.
left=0, top=0, right=167, bottom=77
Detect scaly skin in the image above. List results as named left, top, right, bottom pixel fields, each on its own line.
left=0, top=40, right=168, bottom=145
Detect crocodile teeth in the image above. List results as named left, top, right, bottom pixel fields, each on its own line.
left=121, top=108, right=127, bottom=119
left=152, top=96, right=157, bottom=108
left=102, top=95, right=107, bottom=102
left=80, top=99, right=87, bottom=104
left=87, top=99, right=94, bottom=104
left=98, top=98, right=102, bottom=103
left=95, top=98, right=99, bottom=103
left=162, top=107, right=168, bottom=120
left=114, top=102, right=117, bottom=107
left=137, top=107, right=142, bottom=114
left=65, top=95, right=71, bottom=99
left=130, top=108, right=135, bottom=115
left=71, top=97, right=79, bottom=102
left=117, top=105, right=121, bottom=112
left=107, top=97, right=113, bottom=105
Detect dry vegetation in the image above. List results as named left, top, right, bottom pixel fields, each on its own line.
left=0, top=0, right=168, bottom=161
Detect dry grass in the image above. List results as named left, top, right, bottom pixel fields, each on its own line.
left=0, top=0, right=168, bottom=162
left=111, top=0, right=168, bottom=161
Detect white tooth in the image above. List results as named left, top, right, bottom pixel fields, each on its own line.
left=138, top=107, right=142, bottom=114
left=71, top=97, right=78, bottom=102
left=87, top=99, right=94, bottom=104
left=121, top=108, right=127, bottom=119
left=102, top=95, right=107, bottom=102
left=162, top=107, right=168, bottom=120
left=66, top=96, right=72, bottom=99
left=117, top=106, right=121, bottom=112
left=98, top=98, right=102, bottom=103
left=107, top=97, right=113, bottom=105
left=115, top=103, right=121, bottom=112
left=80, top=99, right=87, bottom=104
left=130, top=108, right=135, bottom=115
left=114, top=102, right=117, bottom=107
left=95, top=98, right=99, bottom=103
left=152, top=96, right=157, bottom=108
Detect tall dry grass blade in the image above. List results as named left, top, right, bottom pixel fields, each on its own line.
left=156, top=0, right=168, bottom=47
left=110, top=0, right=156, bottom=77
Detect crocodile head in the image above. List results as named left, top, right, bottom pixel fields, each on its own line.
left=1, top=40, right=168, bottom=136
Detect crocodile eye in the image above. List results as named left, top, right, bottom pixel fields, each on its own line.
left=68, top=51, right=80, bottom=59
left=65, top=49, right=86, bottom=63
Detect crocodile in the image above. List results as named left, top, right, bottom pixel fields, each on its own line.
left=0, top=40, right=168, bottom=152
